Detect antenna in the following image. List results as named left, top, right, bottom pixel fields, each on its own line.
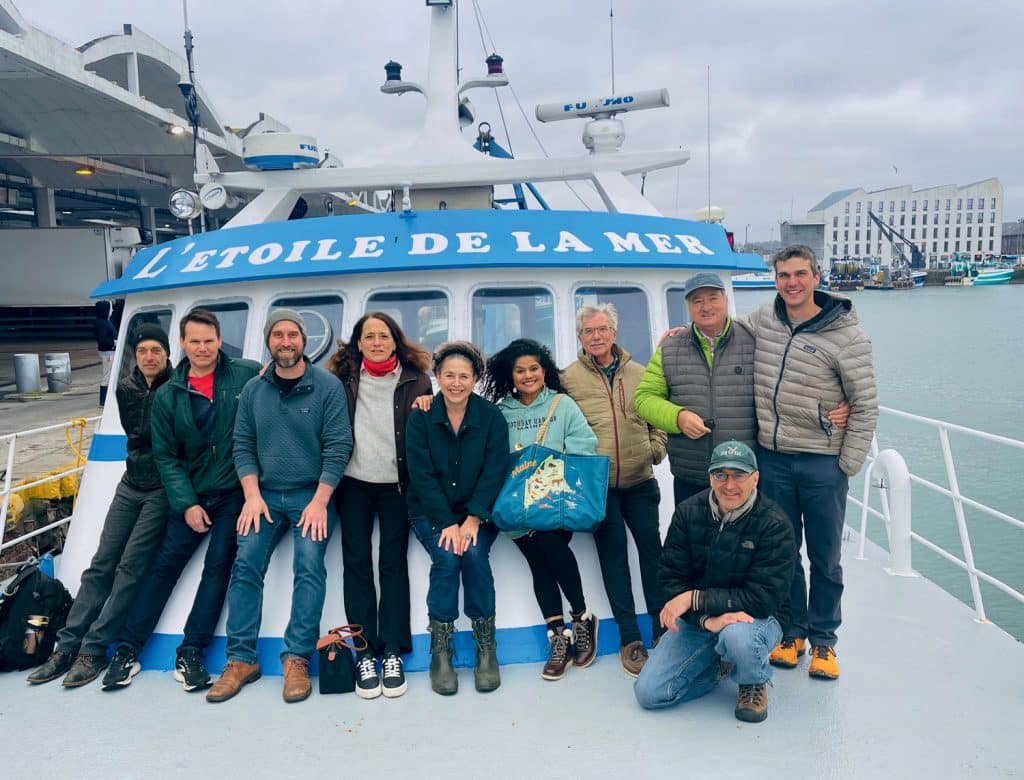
left=609, top=1, right=616, bottom=94
left=706, top=65, right=711, bottom=221
left=178, top=0, right=202, bottom=173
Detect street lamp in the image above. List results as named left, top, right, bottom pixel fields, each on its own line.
left=744, top=223, right=750, bottom=251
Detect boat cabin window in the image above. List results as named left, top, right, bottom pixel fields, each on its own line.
left=366, top=290, right=449, bottom=352
left=118, top=308, right=172, bottom=379
left=472, top=287, right=555, bottom=356
left=665, top=288, right=694, bottom=330
left=268, top=295, right=343, bottom=367
left=574, top=287, right=652, bottom=365
left=200, top=302, right=249, bottom=358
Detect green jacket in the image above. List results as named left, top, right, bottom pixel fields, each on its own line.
left=151, top=351, right=260, bottom=514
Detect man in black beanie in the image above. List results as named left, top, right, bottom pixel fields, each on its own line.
left=28, top=322, right=174, bottom=687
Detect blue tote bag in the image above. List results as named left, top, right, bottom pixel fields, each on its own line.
left=491, top=395, right=610, bottom=533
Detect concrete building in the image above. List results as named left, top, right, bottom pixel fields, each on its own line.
left=784, top=179, right=1004, bottom=272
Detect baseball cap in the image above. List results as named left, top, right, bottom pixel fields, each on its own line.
left=683, top=272, right=726, bottom=299
left=708, top=440, right=758, bottom=473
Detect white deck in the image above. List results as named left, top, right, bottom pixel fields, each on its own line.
left=2, top=536, right=1020, bottom=780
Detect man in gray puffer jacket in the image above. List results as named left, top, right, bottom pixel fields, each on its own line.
left=745, top=245, right=878, bottom=681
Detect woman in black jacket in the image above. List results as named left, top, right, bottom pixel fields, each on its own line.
left=328, top=312, right=431, bottom=700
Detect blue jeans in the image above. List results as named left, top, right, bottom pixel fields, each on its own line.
left=758, top=448, right=848, bottom=647
left=119, top=488, right=241, bottom=655
left=411, top=517, right=498, bottom=622
left=634, top=617, right=781, bottom=710
left=225, top=487, right=337, bottom=664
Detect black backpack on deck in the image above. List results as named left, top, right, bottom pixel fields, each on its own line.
left=0, top=560, right=73, bottom=671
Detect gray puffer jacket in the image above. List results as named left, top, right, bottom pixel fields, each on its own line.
left=746, top=292, right=878, bottom=476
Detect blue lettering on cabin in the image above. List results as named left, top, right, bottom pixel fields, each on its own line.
left=91, top=210, right=764, bottom=298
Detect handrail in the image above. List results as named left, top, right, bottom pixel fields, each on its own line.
left=0, top=416, right=100, bottom=554
left=851, top=405, right=1024, bottom=626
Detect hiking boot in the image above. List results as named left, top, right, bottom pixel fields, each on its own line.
left=571, top=610, right=598, bottom=668
left=381, top=652, right=408, bottom=698
left=541, top=627, right=573, bottom=681
left=769, top=637, right=806, bottom=668
left=26, top=650, right=74, bottom=685
left=619, top=640, right=648, bottom=678
left=428, top=620, right=458, bottom=695
left=102, top=646, right=141, bottom=690
left=206, top=660, right=261, bottom=703
left=808, top=645, right=840, bottom=680
left=355, top=652, right=382, bottom=699
left=471, top=616, right=500, bottom=692
left=62, top=654, right=107, bottom=688
left=735, top=683, right=768, bottom=723
left=174, top=648, right=212, bottom=692
left=282, top=657, right=312, bottom=702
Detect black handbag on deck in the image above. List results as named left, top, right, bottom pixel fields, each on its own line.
left=0, top=559, right=73, bottom=672
left=316, top=624, right=367, bottom=694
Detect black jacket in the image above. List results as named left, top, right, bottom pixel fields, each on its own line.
left=660, top=488, right=795, bottom=628
left=341, top=364, right=432, bottom=489
left=405, top=393, right=509, bottom=531
left=116, top=364, right=172, bottom=491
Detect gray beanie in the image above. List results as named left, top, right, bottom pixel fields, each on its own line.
left=264, top=308, right=307, bottom=348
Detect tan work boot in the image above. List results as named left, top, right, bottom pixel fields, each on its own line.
left=282, top=657, right=312, bottom=702
left=808, top=645, right=840, bottom=680
left=735, top=683, right=768, bottom=723
left=619, top=640, right=648, bottom=678
left=206, top=660, right=261, bottom=703
left=768, top=637, right=806, bottom=668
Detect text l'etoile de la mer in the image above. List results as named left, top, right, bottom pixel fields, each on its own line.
left=130, top=229, right=717, bottom=280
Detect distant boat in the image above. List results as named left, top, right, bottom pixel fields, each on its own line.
left=911, top=270, right=927, bottom=287
left=973, top=268, right=1013, bottom=286
left=731, top=271, right=775, bottom=289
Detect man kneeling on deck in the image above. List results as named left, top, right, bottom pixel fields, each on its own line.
left=206, top=309, right=352, bottom=704
left=634, top=441, right=794, bottom=723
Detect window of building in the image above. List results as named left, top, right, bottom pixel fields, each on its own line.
left=832, top=244, right=838, bottom=256
left=945, top=213, right=950, bottom=224
left=956, top=213, right=962, bottom=224
left=832, top=230, right=838, bottom=241
left=856, top=202, right=862, bottom=213
left=957, top=198, right=963, bottom=210
left=888, top=216, right=894, bottom=226
left=933, top=228, right=939, bottom=238
left=900, top=215, right=905, bottom=226
left=910, top=229, right=916, bottom=239
left=967, top=213, right=973, bottom=224
left=833, top=216, right=838, bottom=227
left=944, top=228, right=950, bottom=238
left=944, top=241, right=949, bottom=252
left=978, top=198, right=985, bottom=209
left=967, top=198, right=974, bottom=210
left=473, top=287, right=555, bottom=356
left=844, top=215, right=850, bottom=227
left=866, top=230, right=872, bottom=241
left=945, top=199, right=951, bottom=210
left=900, top=200, right=906, bottom=211
left=990, top=240, right=995, bottom=251
left=955, top=241, right=960, bottom=251
left=854, top=244, right=860, bottom=254
left=933, top=214, right=939, bottom=225
left=990, top=226, right=995, bottom=237
left=844, top=230, right=849, bottom=240
left=932, top=242, right=938, bottom=252
left=922, top=200, right=928, bottom=211
left=367, top=290, right=450, bottom=352
left=991, top=212, right=996, bottom=224
left=967, top=227, right=972, bottom=237
left=578, top=287, right=652, bottom=364
left=855, top=215, right=861, bottom=227
left=934, top=200, right=939, bottom=211
left=977, top=213, right=984, bottom=224
left=119, top=308, right=173, bottom=379
left=889, top=201, right=895, bottom=213
left=912, top=199, right=917, bottom=211
left=911, top=215, right=916, bottom=225
left=199, top=301, right=249, bottom=358
left=268, top=295, right=343, bottom=367
left=855, top=229, right=860, bottom=240
left=956, top=227, right=961, bottom=238
left=843, top=244, right=849, bottom=255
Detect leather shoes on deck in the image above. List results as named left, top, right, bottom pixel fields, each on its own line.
left=282, top=657, right=312, bottom=703
left=206, top=661, right=261, bottom=703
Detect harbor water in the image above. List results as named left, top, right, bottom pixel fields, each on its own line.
left=734, top=284, right=1024, bottom=641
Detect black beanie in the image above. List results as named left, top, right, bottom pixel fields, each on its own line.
left=132, top=322, right=171, bottom=354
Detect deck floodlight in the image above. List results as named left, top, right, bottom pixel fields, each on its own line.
left=384, top=60, right=403, bottom=81
left=169, top=188, right=202, bottom=220
left=486, top=54, right=504, bottom=75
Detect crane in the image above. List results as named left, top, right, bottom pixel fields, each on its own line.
left=866, top=210, right=924, bottom=269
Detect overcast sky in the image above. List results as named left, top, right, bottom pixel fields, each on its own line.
left=21, top=0, right=1024, bottom=243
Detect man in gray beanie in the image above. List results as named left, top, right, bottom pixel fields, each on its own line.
left=208, top=309, right=353, bottom=704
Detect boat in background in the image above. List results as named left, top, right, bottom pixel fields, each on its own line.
left=730, top=271, right=775, bottom=289
left=911, top=270, right=927, bottom=287
left=973, top=267, right=1013, bottom=286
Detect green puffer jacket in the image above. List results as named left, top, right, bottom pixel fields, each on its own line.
left=150, top=351, right=260, bottom=514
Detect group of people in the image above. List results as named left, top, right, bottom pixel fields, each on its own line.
left=26, top=243, right=877, bottom=725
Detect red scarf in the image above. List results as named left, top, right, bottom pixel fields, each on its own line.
left=362, top=353, right=399, bottom=377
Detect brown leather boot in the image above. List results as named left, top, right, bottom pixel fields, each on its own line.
left=282, top=657, right=312, bottom=703
left=541, top=627, right=573, bottom=681
left=206, top=661, right=261, bottom=703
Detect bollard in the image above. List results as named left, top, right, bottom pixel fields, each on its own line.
left=44, top=352, right=72, bottom=393
left=13, top=353, right=41, bottom=393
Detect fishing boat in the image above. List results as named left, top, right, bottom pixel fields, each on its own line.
left=973, top=267, right=1013, bottom=286
left=730, top=271, right=775, bottom=289
left=910, top=270, right=927, bottom=287
left=1, top=3, right=1021, bottom=777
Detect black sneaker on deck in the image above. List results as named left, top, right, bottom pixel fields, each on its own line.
left=381, top=652, right=407, bottom=698
left=102, top=646, right=141, bottom=691
left=174, top=649, right=212, bottom=692
left=355, top=653, right=382, bottom=699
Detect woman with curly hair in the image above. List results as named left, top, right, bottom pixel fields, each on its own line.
left=482, top=338, right=600, bottom=681
left=328, top=312, right=432, bottom=700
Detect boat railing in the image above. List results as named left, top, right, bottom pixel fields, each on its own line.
left=0, top=416, right=98, bottom=569
left=849, top=406, right=1024, bottom=626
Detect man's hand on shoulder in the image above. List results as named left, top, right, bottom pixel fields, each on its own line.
left=184, top=504, right=211, bottom=534
left=703, top=611, right=754, bottom=634
left=659, top=590, right=694, bottom=632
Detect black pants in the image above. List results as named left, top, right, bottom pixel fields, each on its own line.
left=673, top=476, right=706, bottom=508
left=592, top=478, right=666, bottom=646
left=513, top=530, right=586, bottom=620
left=119, top=489, right=242, bottom=655
left=338, top=477, right=412, bottom=655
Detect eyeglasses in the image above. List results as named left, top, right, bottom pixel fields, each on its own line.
left=710, top=470, right=752, bottom=483
left=581, top=325, right=613, bottom=338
